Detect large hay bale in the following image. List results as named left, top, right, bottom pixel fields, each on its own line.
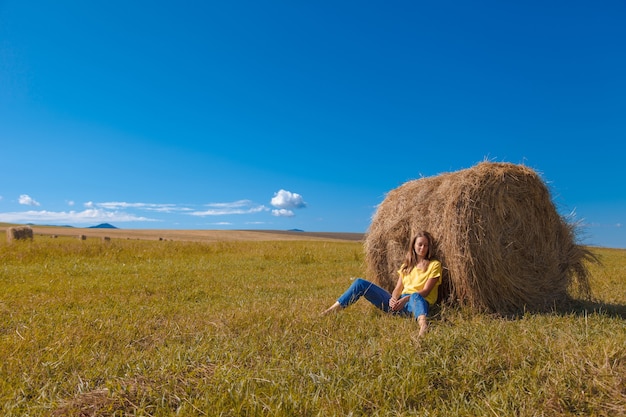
left=365, top=162, right=593, bottom=314
left=7, top=226, right=34, bottom=243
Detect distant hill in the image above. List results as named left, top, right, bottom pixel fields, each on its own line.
left=88, top=223, right=118, bottom=229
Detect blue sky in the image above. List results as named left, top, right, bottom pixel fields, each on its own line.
left=1, top=1, right=624, bottom=248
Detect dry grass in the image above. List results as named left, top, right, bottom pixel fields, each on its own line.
left=0, top=231, right=624, bottom=416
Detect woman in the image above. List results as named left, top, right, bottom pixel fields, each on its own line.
left=321, top=231, right=442, bottom=337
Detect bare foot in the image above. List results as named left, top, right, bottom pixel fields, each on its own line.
left=321, top=301, right=342, bottom=316
left=418, top=316, right=428, bottom=337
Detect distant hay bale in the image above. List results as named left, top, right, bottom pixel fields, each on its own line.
left=365, top=162, right=594, bottom=314
left=79, top=234, right=87, bottom=240
left=7, top=226, right=34, bottom=243
left=102, top=236, right=111, bottom=242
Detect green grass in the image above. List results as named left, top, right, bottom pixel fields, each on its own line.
left=1, top=236, right=624, bottom=416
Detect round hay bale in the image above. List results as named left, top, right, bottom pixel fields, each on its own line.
left=7, top=226, right=34, bottom=243
left=365, top=162, right=593, bottom=314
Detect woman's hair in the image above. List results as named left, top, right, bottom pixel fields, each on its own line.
left=400, top=230, right=435, bottom=273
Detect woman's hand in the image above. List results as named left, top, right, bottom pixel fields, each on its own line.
left=390, top=276, right=405, bottom=311
left=389, top=296, right=408, bottom=311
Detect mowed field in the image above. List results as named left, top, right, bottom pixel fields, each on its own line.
left=1, top=224, right=624, bottom=416
left=0, top=224, right=365, bottom=243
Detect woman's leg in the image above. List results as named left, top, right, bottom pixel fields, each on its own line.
left=403, top=293, right=430, bottom=336
left=328, top=278, right=392, bottom=312
left=321, top=301, right=342, bottom=316
left=338, top=278, right=392, bottom=311
left=403, top=293, right=429, bottom=318
left=417, top=315, right=428, bottom=337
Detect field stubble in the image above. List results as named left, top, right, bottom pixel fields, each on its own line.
left=0, top=233, right=624, bottom=416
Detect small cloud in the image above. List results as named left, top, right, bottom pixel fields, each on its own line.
left=19, top=194, right=40, bottom=206
left=94, top=201, right=185, bottom=213
left=271, top=190, right=306, bottom=210
left=190, top=200, right=269, bottom=216
left=67, top=200, right=75, bottom=206
left=0, top=209, right=156, bottom=224
left=206, top=200, right=253, bottom=209
left=272, top=209, right=295, bottom=217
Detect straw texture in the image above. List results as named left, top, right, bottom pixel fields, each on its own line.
left=365, top=162, right=593, bottom=314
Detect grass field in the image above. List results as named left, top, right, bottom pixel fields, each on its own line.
left=1, top=228, right=624, bottom=416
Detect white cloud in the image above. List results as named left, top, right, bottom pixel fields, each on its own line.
left=0, top=197, right=287, bottom=226
left=206, top=200, right=253, bottom=209
left=93, top=201, right=186, bottom=213
left=270, top=190, right=306, bottom=210
left=190, top=200, right=269, bottom=217
left=272, top=209, right=295, bottom=217
left=79, top=200, right=271, bottom=218
left=0, top=209, right=156, bottom=224
left=19, top=194, right=40, bottom=206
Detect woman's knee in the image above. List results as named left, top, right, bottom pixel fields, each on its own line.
left=338, top=278, right=370, bottom=307
left=408, top=294, right=429, bottom=317
left=351, top=278, right=370, bottom=290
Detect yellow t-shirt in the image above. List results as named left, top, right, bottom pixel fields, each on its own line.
left=398, top=260, right=442, bottom=306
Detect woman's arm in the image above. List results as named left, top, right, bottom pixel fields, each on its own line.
left=389, top=276, right=404, bottom=311
left=392, top=275, right=404, bottom=299
left=393, top=276, right=440, bottom=311
left=418, top=276, right=440, bottom=298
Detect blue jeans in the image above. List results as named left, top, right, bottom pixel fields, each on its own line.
left=336, top=278, right=429, bottom=318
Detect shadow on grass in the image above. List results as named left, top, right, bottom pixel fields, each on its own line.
left=430, top=298, right=626, bottom=321
left=556, top=298, right=626, bottom=319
